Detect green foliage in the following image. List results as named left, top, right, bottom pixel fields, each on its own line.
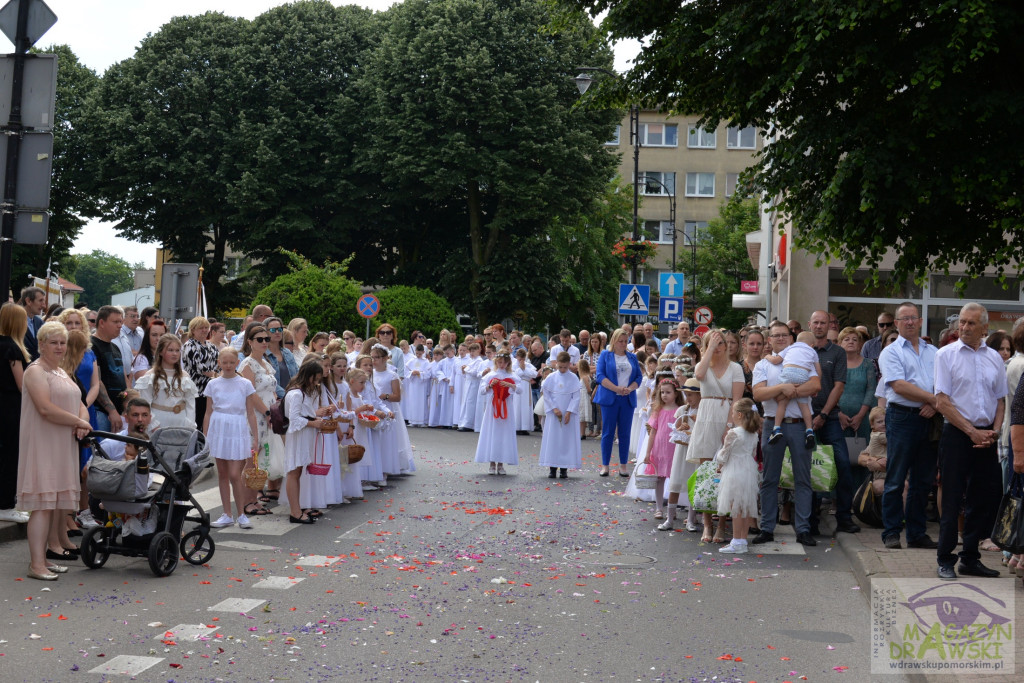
left=561, top=0, right=1024, bottom=286
left=251, top=255, right=363, bottom=335
left=689, top=198, right=759, bottom=331
left=71, top=250, right=135, bottom=309
left=375, top=286, right=461, bottom=342
left=11, top=45, right=100, bottom=289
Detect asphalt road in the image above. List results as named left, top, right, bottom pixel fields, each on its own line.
left=0, top=427, right=874, bottom=682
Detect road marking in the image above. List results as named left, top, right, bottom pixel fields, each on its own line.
left=154, top=623, right=218, bottom=641
left=216, top=517, right=296, bottom=536
left=294, top=555, right=340, bottom=567
left=216, top=540, right=280, bottom=551
left=253, top=576, right=305, bottom=589
left=88, top=655, right=164, bottom=676
left=207, top=598, right=266, bottom=613
left=755, top=527, right=807, bottom=555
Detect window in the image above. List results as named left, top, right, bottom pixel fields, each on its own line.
left=639, top=123, right=678, bottom=147
left=683, top=221, right=708, bottom=243
left=639, top=171, right=675, bottom=196
left=685, top=172, right=715, bottom=197
left=687, top=126, right=716, bottom=148
left=726, top=172, right=739, bottom=197
left=727, top=125, right=757, bottom=149
left=639, top=268, right=665, bottom=289
left=643, top=220, right=675, bottom=244
left=606, top=125, right=620, bottom=146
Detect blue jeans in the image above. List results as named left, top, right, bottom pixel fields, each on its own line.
left=810, top=416, right=854, bottom=526
left=600, top=395, right=633, bottom=466
left=95, top=410, right=112, bottom=433
left=881, top=404, right=937, bottom=542
left=760, top=418, right=814, bottom=534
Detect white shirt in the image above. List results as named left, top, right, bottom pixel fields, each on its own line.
left=753, top=356, right=819, bottom=419
left=613, top=353, right=632, bottom=387
left=778, top=341, right=817, bottom=371
left=934, top=339, right=1007, bottom=427
left=547, top=343, right=581, bottom=367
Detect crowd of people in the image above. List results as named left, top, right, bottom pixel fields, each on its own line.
left=2, top=288, right=1023, bottom=583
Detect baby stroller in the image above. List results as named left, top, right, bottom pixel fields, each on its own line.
left=80, top=427, right=215, bottom=577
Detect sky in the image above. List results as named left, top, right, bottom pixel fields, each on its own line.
left=3, top=0, right=638, bottom=271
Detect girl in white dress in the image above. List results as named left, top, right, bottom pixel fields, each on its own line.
left=283, top=362, right=333, bottom=524
left=576, top=359, right=594, bottom=438
left=354, top=355, right=391, bottom=487
left=136, top=333, right=199, bottom=429
left=457, top=343, right=484, bottom=430
left=663, top=378, right=701, bottom=531
left=714, top=398, right=762, bottom=554
left=348, top=364, right=387, bottom=489
left=628, top=355, right=658, bottom=461
left=370, top=344, right=415, bottom=474
left=329, top=353, right=363, bottom=501
left=238, top=325, right=285, bottom=512
left=452, top=344, right=469, bottom=428
left=403, top=345, right=431, bottom=426
left=512, top=348, right=537, bottom=433
left=427, top=346, right=451, bottom=427
left=472, top=345, right=496, bottom=433
left=538, top=352, right=582, bottom=477
left=203, top=347, right=259, bottom=529
left=474, top=351, right=520, bottom=474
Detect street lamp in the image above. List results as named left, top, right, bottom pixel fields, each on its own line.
left=637, top=174, right=676, bottom=273
left=574, top=67, right=641, bottom=285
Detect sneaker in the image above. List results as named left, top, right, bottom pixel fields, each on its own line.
left=804, top=430, right=816, bottom=449
left=77, top=510, right=100, bottom=528
left=0, top=508, right=30, bottom=523
left=883, top=535, right=902, bottom=550
left=767, top=430, right=783, bottom=444
left=211, top=513, right=235, bottom=528
left=237, top=514, right=253, bottom=529
left=719, top=540, right=748, bottom=554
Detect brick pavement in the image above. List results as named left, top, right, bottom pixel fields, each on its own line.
left=837, top=520, right=1023, bottom=682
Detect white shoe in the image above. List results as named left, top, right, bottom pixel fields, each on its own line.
left=236, top=514, right=252, bottom=529
left=719, top=541, right=748, bottom=554
left=211, top=513, right=235, bottom=528
left=656, top=519, right=675, bottom=531
left=77, top=510, right=100, bottom=528
left=362, top=485, right=379, bottom=492
left=0, top=508, right=29, bottom=523
left=121, top=516, right=141, bottom=537
left=686, top=521, right=699, bottom=533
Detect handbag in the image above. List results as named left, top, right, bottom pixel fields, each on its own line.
left=269, top=397, right=289, bottom=435
left=779, top=444, right=838, bottom=493
left=991, top=473, right=1024, bottom=554
left=852, top=474, right=883, bottom=528
left=306, top=433, right=332, bottom=476
left=243, top=446, right=269, bottom=491
left=845, top=436, right=867, bottom=466
left=686, top=461, right=721, bottom=514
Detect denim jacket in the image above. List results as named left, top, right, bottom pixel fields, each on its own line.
left=264, top=348, right=299, bottom=398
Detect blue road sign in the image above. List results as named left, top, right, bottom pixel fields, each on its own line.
left=658, top=272, right=685, bottom=298
left=357, top=293, right=380, bottom=319
left=658, top=297, right=685, bottom=323
left=618, top=283, right=650, bottom=316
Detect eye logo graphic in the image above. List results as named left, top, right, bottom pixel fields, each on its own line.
left=900, top=583, right=1010, bottom=644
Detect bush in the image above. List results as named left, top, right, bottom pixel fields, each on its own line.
left=252, top=264, right=363, bottom=335
left=375, top=286, right=461, bottom=342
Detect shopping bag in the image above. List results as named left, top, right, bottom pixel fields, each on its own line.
left=852, top=474, right=883, bottom=528
left=686, top=461, right=720, bottom=514
left=779, top=444, right=837, bottom=493
left=991, top=473, right=1024, bottom=554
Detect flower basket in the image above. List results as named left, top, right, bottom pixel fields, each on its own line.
left=358, top=413, right=382, bottom=430
left=612, top=238, right=658, bottom=269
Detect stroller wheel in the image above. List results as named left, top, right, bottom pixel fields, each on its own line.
left=80, top=526, right=111, bottom=569
left=180, top=528, right=216, bottom=566
left=148, top=531, right=180, bottom=577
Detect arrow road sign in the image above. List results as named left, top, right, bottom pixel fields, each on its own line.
left=659, top=272, right=685, bottom=298
left=694, top=306, right=713, bottom=325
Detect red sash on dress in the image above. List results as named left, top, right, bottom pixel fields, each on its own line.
left=490, top=378, right=515, bottom=419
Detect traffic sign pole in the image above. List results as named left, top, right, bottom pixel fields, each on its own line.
left=0, top=0, right=30, bottom=300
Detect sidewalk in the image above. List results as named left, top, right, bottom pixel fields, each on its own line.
left=0, top=519, right=26, bottom=544
left=836, top=520, right=1023, bottom=682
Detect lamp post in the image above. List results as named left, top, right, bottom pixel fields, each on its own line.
left=637, top=174, right=676, bottom=273
left=574, top=67, right=641, bottom=285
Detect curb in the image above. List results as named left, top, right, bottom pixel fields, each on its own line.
left=0, top=520, right=28, bottom=545
left=835, top=530, right=887, bottom=598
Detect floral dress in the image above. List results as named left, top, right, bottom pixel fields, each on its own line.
left=240, top=356, right=287, bottom=479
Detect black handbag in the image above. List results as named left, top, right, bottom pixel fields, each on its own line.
left=852, top=474, right=883, bottom=528
left=991, top=473, right=1024, bottom=554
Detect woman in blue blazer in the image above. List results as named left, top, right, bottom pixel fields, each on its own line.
left=593, top=328, right=643, bottom=476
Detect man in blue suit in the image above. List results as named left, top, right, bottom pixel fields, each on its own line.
left=19, top=286, right=46, bottom=360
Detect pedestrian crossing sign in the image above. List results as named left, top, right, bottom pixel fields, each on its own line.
left=618, top=283, right=650, bottom=316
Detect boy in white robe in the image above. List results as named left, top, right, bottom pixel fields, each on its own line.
left=451, top=344, right=468, bottom=428
left=457, top=343, right=483, bottom=431
left=404, top=345, right=431, bottom=426
left=538, top=352, right=583, bottom=478
left=512, top=348, right=537, bottom=434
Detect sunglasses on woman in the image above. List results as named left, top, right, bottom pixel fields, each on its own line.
left=253, top=336, right=270, bottom=343
left=267, top=327, right=283, bottom=333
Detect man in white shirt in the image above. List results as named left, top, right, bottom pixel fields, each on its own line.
left=662, top=322, right=691, bottom=356
left=934, top=303, right=1007, bottom=581
left=547, top=328, right=581, bottom=369
left=752, top=321, right=821, bottom=546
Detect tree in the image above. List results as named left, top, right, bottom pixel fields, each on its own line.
left=80, top=12, right=251, bottom=312
left=251, top=252, right=364, bottom=335
left=359, top=0, right=621, bottom=322
left=375, top=286, right=461, bottom=341
left=11, top=45, right=100, bottom=289
left=71, top=250, right=136, bottom=309
left=686, top=198, right=759, bottom=331
left=560, top=1, right=1024, bottom=287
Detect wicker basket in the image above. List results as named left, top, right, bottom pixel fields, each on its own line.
left=634, top=462, right=659, bottom=489
left=306, top=462, right=332, bottom=476
left=243, top=451, right=269, bottom=491
left=359, top=417, right=382, bottom=430
left=318, top=418, right=339, bottom=433
left=347, top=444, right=365, bottom=464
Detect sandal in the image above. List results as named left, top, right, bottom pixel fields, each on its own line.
left=303, top=509, right=323, bottom=519
left=244, top=502, right=273, bottom=516
left=979, top=539, right=1000, bottom=552
left=289, top=514, right=315, bottom=524
left=259, top=489, right=281, bottom=503
left=654, top=510, right=664, bottom=520
left=712, top=536, right=727, bottom=544
left=700, top=534, right=713, bottom=543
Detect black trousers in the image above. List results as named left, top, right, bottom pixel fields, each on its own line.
left=936, top=423, right=1002, bottom=567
